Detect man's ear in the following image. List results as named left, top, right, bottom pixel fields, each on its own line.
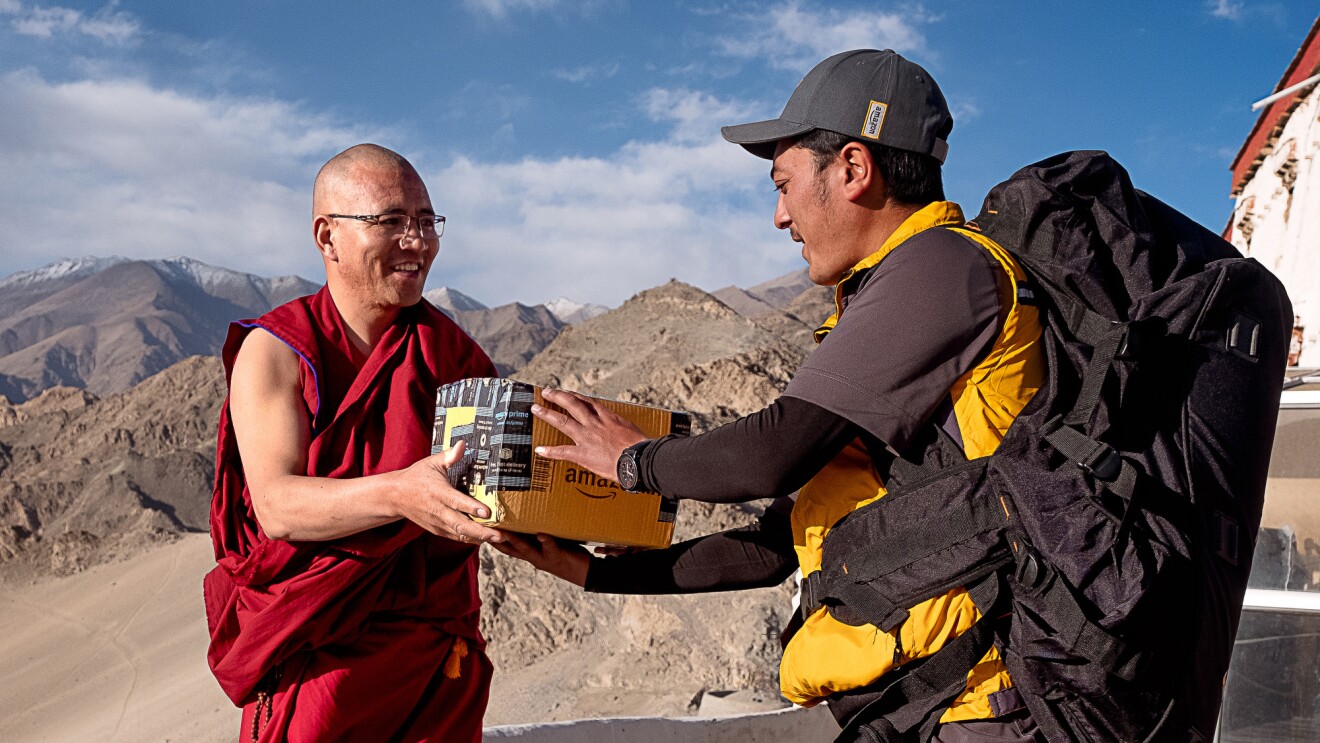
left=838, top=141, right=879, bottom=203
left=313, top=216, right=338, bottom=262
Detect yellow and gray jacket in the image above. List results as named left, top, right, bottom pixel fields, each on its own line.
left=781, top=201, right=1045, bottom=723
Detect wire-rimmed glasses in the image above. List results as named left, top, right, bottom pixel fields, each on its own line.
left=326, top=212, right=446, bottom=240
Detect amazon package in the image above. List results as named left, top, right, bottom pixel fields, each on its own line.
left=432, top=378, right=690, bottom=548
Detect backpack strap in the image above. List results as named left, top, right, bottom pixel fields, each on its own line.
left=831, top=575, right=1003, bottom=743
left=1011, top=543, right=1142, bottom=682
left=800, top=570, right=825, bottom=624
left=1039, top=415, right=1139, bottom=516
left=816, top=460, right=1013, bottom=630
left=1021, top=262, right=1146, bottom=433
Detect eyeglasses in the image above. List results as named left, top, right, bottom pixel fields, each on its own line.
left=326, top=213, right=446, bottom=239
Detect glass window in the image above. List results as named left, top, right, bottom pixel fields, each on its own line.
left=1220, top=385, right=1320, bottom=742
left=1218, top=607, right=1320, bottom=741
left=1249, top=401, right=1320, bottom=593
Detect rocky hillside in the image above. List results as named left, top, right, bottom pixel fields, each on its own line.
left=450, top=302, right=566, bottom=376
left=0, top=349, right=798, bottom=724
left=516, top=280, right=809, bottom=429
left=0, top=257, right=317, bottom=403
left=0, top=264, right=833, bottom=724
left=0, top=356, right=224, bottom=575
left=481, top=503, right=795, bottom=724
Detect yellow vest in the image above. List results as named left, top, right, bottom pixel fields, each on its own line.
left=780, top=202, right=1044, bottom=723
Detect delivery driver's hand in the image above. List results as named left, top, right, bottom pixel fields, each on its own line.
left=530, top=388, right=648, bottom=482
left=490, top=532, right=591, bottom=587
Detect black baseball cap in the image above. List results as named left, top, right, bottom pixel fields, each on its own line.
left=721, top=49, right=952, bottom=162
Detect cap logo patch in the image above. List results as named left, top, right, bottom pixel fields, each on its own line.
left=861, top=100, right=887, bottom=140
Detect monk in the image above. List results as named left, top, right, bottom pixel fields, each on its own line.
left=203, top=144, right=506, bottom=742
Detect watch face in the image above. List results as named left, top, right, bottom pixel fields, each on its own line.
left=617, top=454, right=640, bottom=491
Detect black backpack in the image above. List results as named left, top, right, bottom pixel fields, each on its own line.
left=806, top=151, right=1293, bottom=742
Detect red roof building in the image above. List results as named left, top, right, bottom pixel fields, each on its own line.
left=1226, top=15, right=1320, bottom=367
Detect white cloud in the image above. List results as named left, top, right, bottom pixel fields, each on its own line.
left=456, top=80, right=532, bottom=120
left=462, top=0, right=618, bottom=21
left=0, top=70, right=379, bottom=281
left=0, top=71, right=798, bottom=308
left=642, top=87, right=765, bottom=143
left=1208, top=0, right=1243, bottom=20
left=4, top=2, right=140, bottom=44
left=429, top=143, right=787, bottom=307
left=425, top=88, right=797, bottom=306
left=462, top=0, right=563, bottom=19
left=720, top=1, right=931, bottom=71
left=552, top=61, right=621, bottom=84
left=950, top=99, right=980, bottom=124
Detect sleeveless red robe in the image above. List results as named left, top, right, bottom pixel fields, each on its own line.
left=203, top=287, right=497, bottom=742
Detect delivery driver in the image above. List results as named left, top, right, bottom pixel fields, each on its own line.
left=492, top=50, right=1047, bottom=742
left=204, top=144, right=505, bottom=742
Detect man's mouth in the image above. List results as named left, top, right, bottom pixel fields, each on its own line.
left=393, top=263, right=422, bottom=273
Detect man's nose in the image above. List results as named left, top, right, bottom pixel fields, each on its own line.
left=398, top=219, right=426, bottom=249
left=773, top=193, right=791, bottom=230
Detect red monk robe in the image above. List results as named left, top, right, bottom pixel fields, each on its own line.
left=204, top=287, right=497, bottom=743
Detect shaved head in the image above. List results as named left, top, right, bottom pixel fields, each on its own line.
left=313, top=144, right=421, bottom=216
left=309, top=144, right=437, bottom=337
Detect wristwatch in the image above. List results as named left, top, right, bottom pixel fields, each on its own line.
left=616, top=441, right=650, bottom=492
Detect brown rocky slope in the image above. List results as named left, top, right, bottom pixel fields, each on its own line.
left=0, top=275, right=830, bottom=726
left=0, top=356, right=224, bottom=576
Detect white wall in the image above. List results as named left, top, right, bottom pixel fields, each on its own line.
left=484, top=705, right=839, bottom=742
left=1230, top=83, right=1320, bottom=368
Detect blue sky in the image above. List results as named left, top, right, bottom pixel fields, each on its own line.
left=0, top=1, right=1310, bottom=307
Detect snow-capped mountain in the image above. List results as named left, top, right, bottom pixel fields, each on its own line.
left=0, top=257, right=318, bottom=402
left=423, top=286, right=488, bottom=314
left=0, top=256, right=130, bottom=289
left=544, top=297, right=609, bottom=325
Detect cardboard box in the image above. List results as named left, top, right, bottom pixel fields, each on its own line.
left=432, top=378, right=691, bottom=548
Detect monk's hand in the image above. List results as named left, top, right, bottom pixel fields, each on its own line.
left=490, top=532, right=591, bottom=587
left=531, top=388, right=647, bottom=482
left=397, top=440, right=505, bottom=545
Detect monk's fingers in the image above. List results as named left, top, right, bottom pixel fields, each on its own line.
left=435, top=439, right=466, bottom=468
left=445, top=517, right=504, bottom=545
left=415, top=486, right=504, bottom=543
left=431, top=487, right=489, bottom=521
left=467, top=523, right=505, bottom=544
left=418, top=443, right=466, bottom=478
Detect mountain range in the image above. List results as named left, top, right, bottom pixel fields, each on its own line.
left=0, top=257, right=319, bottom=403
left=0, top=255, right=834, bottom=728
left=0, top=255, right=831, bottom=575
left=0, top=257, right=825, bottom=403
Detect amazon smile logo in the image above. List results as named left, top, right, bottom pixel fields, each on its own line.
left=565, top=466, right=622, bottom=500
left=574, top=487, right=618, bottom=500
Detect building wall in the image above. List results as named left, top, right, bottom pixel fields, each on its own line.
left=1230, top=83, right=1320, bottom=367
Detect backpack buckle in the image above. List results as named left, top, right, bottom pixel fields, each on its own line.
left=1014, top=549, right=1051, bottom=594
left=1114, top=324, right=1136, bottom=360
left=1115, top=317, right=1168, bottom=360
left=1078, top=442, right=1123, bottom=481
